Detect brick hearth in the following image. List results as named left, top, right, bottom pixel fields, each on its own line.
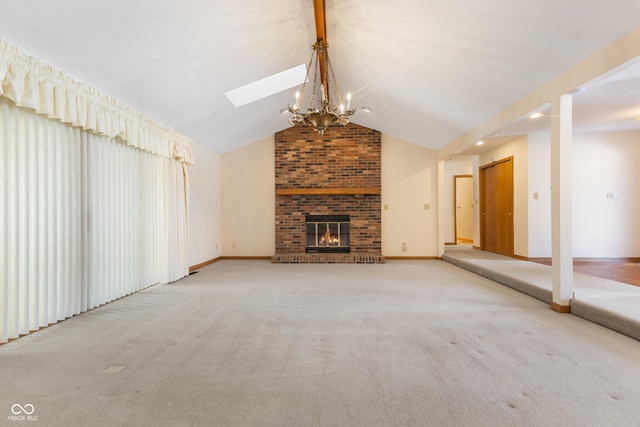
left=272, top=253, right=385, bottom=264
left=273, top=123, right=384, bottom=263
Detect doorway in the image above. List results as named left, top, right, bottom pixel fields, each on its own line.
left=454, top=175, right=474, bottom=244
left=479, top=157, right=514, bottom=256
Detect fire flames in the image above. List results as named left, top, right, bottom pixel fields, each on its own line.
left=319, top=229, right=340, bottom=245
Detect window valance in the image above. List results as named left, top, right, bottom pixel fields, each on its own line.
left=0, top=38, right=193, bottom=164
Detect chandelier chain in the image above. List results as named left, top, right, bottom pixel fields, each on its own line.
left=326, top=52, right=343, bottom=111
left=310, top=49, right=319, bottom=110
left=299, top=46, right=315, bottom=111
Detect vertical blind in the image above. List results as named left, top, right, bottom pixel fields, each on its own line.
left=0, top=97, right=189, bottom=343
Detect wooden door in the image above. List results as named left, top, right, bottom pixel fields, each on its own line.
left=454, top=175, right=474, bottom=243
left=480, top=157, right=514, bottom=256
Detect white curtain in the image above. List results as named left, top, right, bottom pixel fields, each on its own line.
left=160, top=158, right=190, bottom=284
left=0, top=38, right=193, bottom=164
left=1, top=96, right=82, bottom=339
left=0, top=96, right=190, bottom=344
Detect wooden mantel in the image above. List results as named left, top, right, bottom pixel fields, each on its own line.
left=276, top=188, right=380, bottom=195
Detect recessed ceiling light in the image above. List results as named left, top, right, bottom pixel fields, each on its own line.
left=475, top=140, right=484, bottom=146
left=529, top=112, right=544, bottom=119
left=361, top=107, right=372, bottom=113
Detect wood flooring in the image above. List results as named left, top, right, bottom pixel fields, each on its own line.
left=534, top=260, right=640, bottom=288
left=572, top=262, right=640, bottom=287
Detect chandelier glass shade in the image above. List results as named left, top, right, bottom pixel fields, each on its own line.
left=286, top=41, right=355, bottom=135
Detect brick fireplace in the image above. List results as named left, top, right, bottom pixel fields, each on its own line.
left=272, top=123, right=384, bottom=263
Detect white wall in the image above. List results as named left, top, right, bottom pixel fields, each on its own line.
left=443, top=157, right=474, bottom=244
left=572, top=131, right=640, bottom=257
left=478, top=135, right=529, bottom=257
left=218, top=134, right=440, bottom=258
left=221, top=136, right=275, bottom=256
left=527, top=132, right=552, bottom=257
left=218, top=133, right=439, bottom=257
left=213, top=129, right=640, bottom=260
left=188, top=140, right=222, bottom=267
left=525, top=130, right=640, bottom=258
left=382, top=135, right=438, bottom=257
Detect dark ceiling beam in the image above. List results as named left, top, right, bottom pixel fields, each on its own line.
left=313, top=0, right=329, bottom=101
left=313, top=0, right=327, bottom=42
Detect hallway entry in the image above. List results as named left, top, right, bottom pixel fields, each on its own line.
left=454, top=175, right=474, bottom=244
left=480, top=157, right=514, bottom=256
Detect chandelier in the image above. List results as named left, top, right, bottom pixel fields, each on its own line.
left=286, top=39, right=356, bottom=135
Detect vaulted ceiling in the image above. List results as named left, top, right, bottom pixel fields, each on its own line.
left=2, top=0, right=640, bottom=154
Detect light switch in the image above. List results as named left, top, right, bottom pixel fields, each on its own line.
left=533, top=192, right=539, bottom=200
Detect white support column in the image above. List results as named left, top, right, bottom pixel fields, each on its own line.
left=550, top=93, right=574, bottom=312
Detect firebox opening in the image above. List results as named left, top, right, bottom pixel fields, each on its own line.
left=306, top=215, right=350, bottom=253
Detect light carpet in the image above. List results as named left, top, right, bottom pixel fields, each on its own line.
left=1, top=260, right=640, bottom=426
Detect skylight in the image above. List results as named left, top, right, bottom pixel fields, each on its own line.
left=224, top=64, right=306, bottom=107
